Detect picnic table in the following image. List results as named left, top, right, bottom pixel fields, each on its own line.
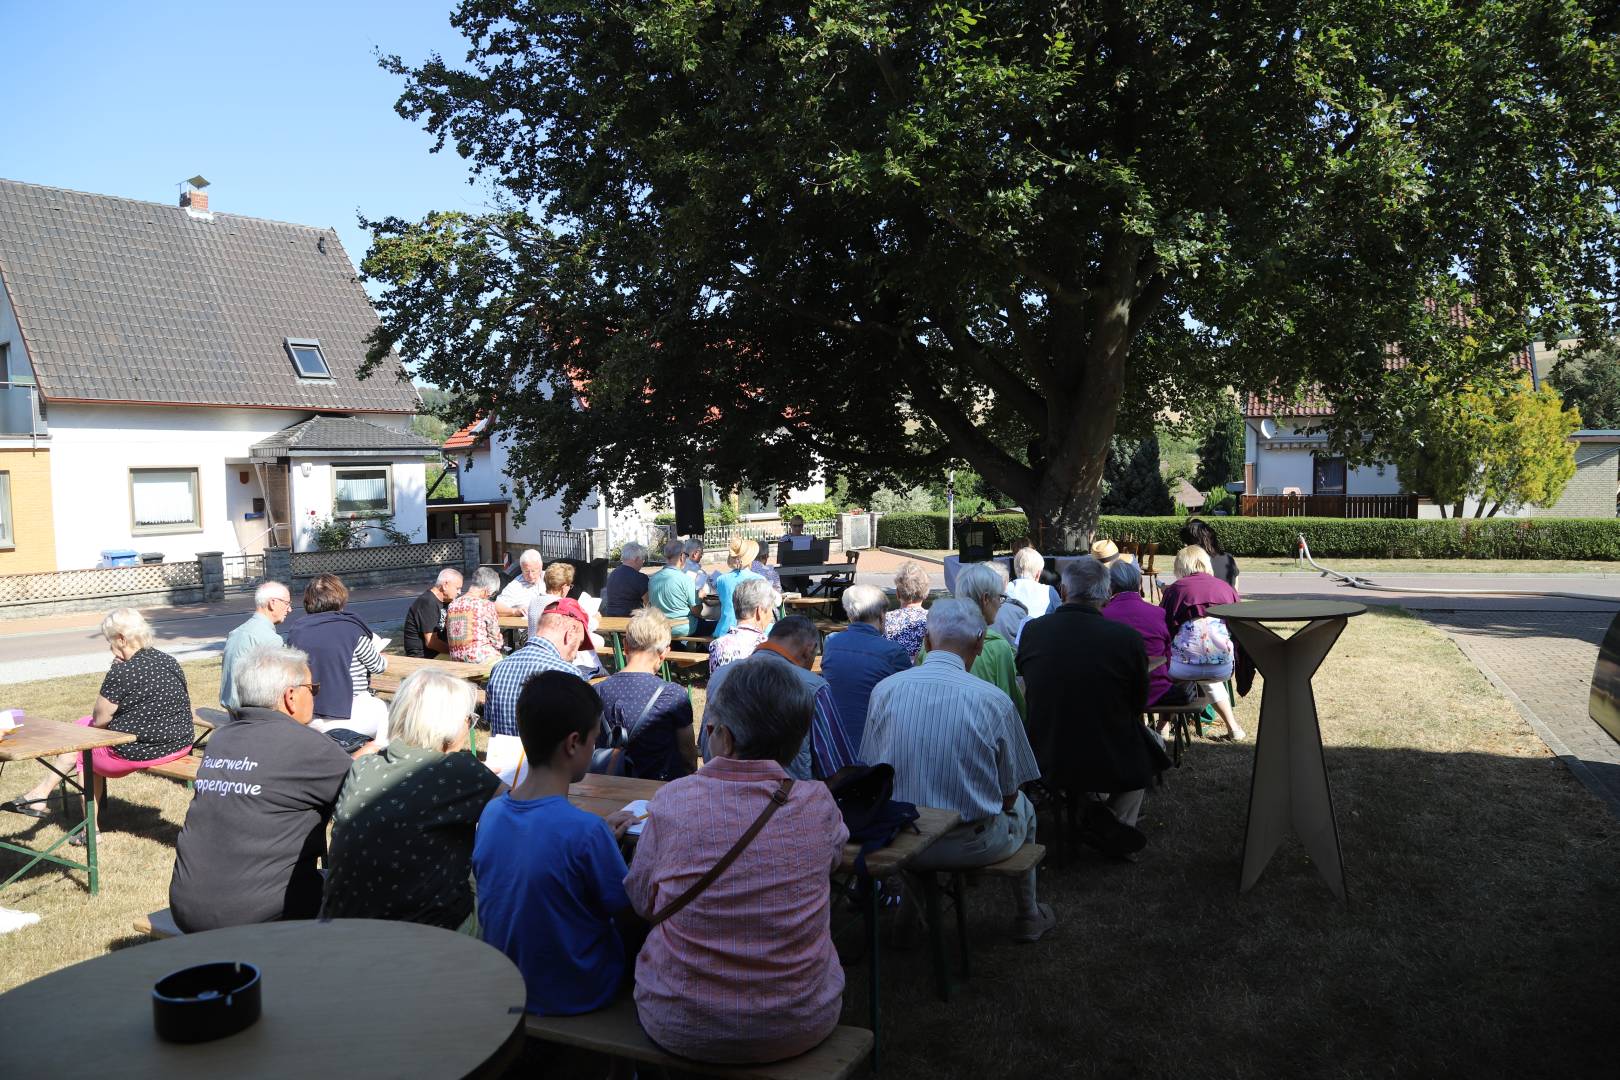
left=0, top=717, right=136, bottom=895
left=381, top=654, right=492, bottom=683
left=569, top=773, right=958, bottom=1067
left=370, top=671, right=486, bottom=707
left=0, top=919, right=526, bottom=1078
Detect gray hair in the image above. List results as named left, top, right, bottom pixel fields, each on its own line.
left=253, top=581, right=290, bottom=609
left=662, top=540, right=685, bottom=562
left=469, top=566, right=501, bottom=595
left=841, top=583, right=888, bottom=624
left=706, top=655, right=814, bottom=765
left=101, top=607, right=154, bottom=651
left=894, top=561, right=932, bottom=605
left=234, top=644, right=310, bottom=710
left=1012, top=547, right=1045, bottom=580
left=436, top=567, right=464, bottom=588
left=1108, top=559, right=1142, bottom=595
left=387, top=669, right=478, bottom=753
left=955, top=561, right=1007, bottom=609
left=620, top=541, right=647, bottom=563
left=925, top=598, right=986, bottom=652
left=734, top=576, right=778, bottom=620
left=1062, top=556, right=1113, bottom=605
left=518, top=548, right=543, bottom=568
left=682, top=539, right=704, bottom=561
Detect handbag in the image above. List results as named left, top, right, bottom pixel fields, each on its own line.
left=647, top=778, right=793, bottom=927
left=589, top=684, right=668, bottom=777
left=824, top=763, right=920, bottom=877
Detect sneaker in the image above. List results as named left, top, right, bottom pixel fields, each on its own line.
left=1014, top=902, right=1057, bottom=943
left=1079, top=803, right=1147, bottom=857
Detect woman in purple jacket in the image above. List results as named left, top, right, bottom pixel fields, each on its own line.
left=1158, top=546, right=1244, bottom=740
left=1099, top=560, right=1186, bottom=706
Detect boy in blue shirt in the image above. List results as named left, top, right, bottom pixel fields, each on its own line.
left=474, top=670, right=636, bottom=1015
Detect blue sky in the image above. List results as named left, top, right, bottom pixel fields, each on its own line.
left=1, top=0, right=489, bottom=279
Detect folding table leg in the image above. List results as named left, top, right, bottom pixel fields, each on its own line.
left=81, top=749, right=99, bottom=896
left=951, top=872, right=971, bottom=979
left=863, top=876, right=882, bottom=1071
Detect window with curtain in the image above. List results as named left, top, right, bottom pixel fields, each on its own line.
left=0, top=471, right=13, bottom=548
left=131, top=468, right=200, bottom=532
left=334, top=466, right=392, bottom=517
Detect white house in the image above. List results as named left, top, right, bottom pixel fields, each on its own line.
left=0, top=177, right=434, bottom=572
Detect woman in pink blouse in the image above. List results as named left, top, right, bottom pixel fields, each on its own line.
left=626, top=658, right=848, bottom=1064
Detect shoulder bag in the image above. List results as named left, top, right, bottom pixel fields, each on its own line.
left=647, top=778, right=793, bottom=927
left=589, top=684, right=668, bottom=776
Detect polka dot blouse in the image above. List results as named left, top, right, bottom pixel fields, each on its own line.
left=98, top=647, right=194, bottom=761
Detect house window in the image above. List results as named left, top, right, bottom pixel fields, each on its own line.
left=0, top=471, right=13, bottom=549
left=334, top=466, right=392, bottom=517
left=285, top=338, right=332, bottom=379
left=131, top=468, right=201, bottom=533
left=1313, top=455, right=1348, bottom=495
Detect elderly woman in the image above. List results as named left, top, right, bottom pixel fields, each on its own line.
left=321, top=669, right=502, bottom=930
left=285, top=573, right=391, bottom=745
left=594, top=609, right=698, bottom=780
left=1099, top=559, right=1185, bottom=707
left=922, top=561, right=1027, bottom=721
left=627, top=658, right=848, bottom=1064
left=710, top=538, right=766, bottom=638
left=1159, top=545, right=1245, bottom=740
left=883, top=560, right=932, bottom=660
left=445, top=566, right=504, bottom=670
left=1005, top=546, right=1060, bottom=620
left=526, top=561, right=577, bottom=633
left=3, top=608, right=194, bottom=823
left=708, top=576, right=777, bottom=674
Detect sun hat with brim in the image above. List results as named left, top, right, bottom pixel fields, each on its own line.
left=1090, top=539, right=1120, bottom=564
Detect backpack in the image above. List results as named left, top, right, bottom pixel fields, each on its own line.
left=1171, top=616, right=1234, bottom=669
left=824, top=763, right=920, bottom=877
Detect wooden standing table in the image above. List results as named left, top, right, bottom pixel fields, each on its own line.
left=1208, top=599, right=1366, bottom=900
left=0, top=919, right=526, bottom=1078
left=0, top=717, right=135, bottom=895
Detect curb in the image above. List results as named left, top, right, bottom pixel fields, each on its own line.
left=877, top=547, right=946, bottom=566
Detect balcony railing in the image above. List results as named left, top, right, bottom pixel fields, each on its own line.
left=0, top=384, right=46, bottom=436
left=1240, top=493, right=1418, bottom=519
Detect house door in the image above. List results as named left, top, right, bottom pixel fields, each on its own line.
left=1313, top=455, right=1348, bottom=495
left=226, top=463, right=270, bottom=555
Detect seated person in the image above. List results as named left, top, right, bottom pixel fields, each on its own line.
left=525, top=561, right=577, bottom=635
left=627, top=659, right=848, bottom=1064
left=221, top=581, right=290, bottom=709
left=710, top=538, right=765, bottom=638
left=168, top=645, right=353, bottom=932
left=681, top=539, right=710, bottom=591
left=1161, top=544, right=1245, bottom=740
left=863, top=600, right=1054, bottom=943
left=284, top=573, right=390, bottom=745
left=403, top=568, right=462, bottom=657
left=474, top=671, right=636, bottom=1015
left=486, top=599, right=591, bottom=738
left=321, top=669, right=502, bottom=930
left=1005, top=546, right=1059, bottom=620
left=4, top=608, right=194, bottom=823
left=1099, top=559, right=1186, bottom=706
left=599, top=542, right=650, bottom=617
left=883, top=561, right=932, bottom=660
left=781, top=514, right=814, bottom=550
left=494, top=549, right=545, bottom=616
left=445, top=566, right=504, bottom=669
left=919, top=562, right=1026, bottom=721
left=820, top=583, right=911, bottom=750
left=648, top=540, right=708, bottom=638
left=707, top=576, right=776, bottom=674
left=594, top=609, right=698, bottom=781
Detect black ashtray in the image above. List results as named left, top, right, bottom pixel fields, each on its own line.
left=152, top=962, right=262, bottom=1043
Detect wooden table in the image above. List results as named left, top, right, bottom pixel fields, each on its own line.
left=0, top=717, right=135, bottom=895
left=1208, top=599, right=1366, bottom=900
left=569, top=773, right=958, bottom=1068
left=371, top=672, right=486, bottom=707
left=497, top=614, right=528, bottom=630
left=382, top=654, right=491, bottom=683
left=0, top=919, right=526, bottom=1078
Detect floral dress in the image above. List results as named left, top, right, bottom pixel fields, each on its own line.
left=883, top=606, right=929, bottom=661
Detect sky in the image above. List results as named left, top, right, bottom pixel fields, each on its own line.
left=1, top=0, right=491, bottom=282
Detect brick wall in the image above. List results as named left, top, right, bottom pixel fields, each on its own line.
left=0, top=446, right=56, bottom=572
left=1530, top=443, right=1619, bottom=518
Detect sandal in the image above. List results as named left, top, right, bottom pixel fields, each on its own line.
left=1, top=798, right=50, bottom=819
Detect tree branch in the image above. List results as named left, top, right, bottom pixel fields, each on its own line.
left=936, top=317, right=1048, bottom=425
left=897, top=353, right=1038, bottom=504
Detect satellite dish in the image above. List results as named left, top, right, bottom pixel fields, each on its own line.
left=1259, top=418, right=1279, bottom=439
left=185, top=175, right=210, bottom=189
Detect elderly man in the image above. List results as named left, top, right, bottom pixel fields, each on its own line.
left=495, top=549, right=545, bottom=616
left=862, top=600, right=1054, bottom=943
left=220, top=581, right=290, bottom=710
left=820, top=583, right=911, bottom=749
left=170, top=645, right=355, bottom=932
left=707, top=576, right=777, bottom=674
left=1017, top=557, right=1154, bottom=855
left=485, top=597, right=592, bottom=737
left=648, top=540, right=707, bottom=637
left=705, top=616, right=856, bottom=779
left=403, top=567, right=462, bottom=658
left=681, top=539, right=710, bottom=589
left=601, top=542, right=651, bottom=617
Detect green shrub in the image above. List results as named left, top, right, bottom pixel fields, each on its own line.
left=1094, top=515, right=1620, bottom=560
left=876, top=512, right=1031, bottom=549
left=784, top=501, right=841, bottom=521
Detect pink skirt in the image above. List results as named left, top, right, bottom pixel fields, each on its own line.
left=73, top=715, right=193, bottom=779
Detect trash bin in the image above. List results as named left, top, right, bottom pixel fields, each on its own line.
left=139, top=552, right=164, bottom=565
left=99, top=548, right=139, bottom=568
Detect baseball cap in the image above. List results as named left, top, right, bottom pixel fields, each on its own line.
left=543, top=596, right=592, bottom=636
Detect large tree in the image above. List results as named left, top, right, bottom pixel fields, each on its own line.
left=363, top=1, right=1620, bottom=546
left=1549, top=337, right=1620, bottom=428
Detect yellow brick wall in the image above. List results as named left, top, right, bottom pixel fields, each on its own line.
left=0, top=446, right=56, bottom=573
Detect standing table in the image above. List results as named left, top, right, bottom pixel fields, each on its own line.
left=1208, top=599, right=1366, bottom=900
left=0, top=717, right=135, bottom=895
left=0, top=919, right=526, bottom=1078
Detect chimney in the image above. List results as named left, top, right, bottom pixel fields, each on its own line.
left=179, top=189, right=209, bottom=212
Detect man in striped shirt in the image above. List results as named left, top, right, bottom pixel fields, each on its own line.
left=861, top=599, right=1055, bottom=943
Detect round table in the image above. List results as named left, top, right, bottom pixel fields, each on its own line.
left=1208, top=599, right=1367, bottom=900
left=0, top=919, right=527, bottom=1078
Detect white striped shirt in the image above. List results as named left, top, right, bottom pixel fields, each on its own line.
left=860, top=651, right=1040, bottom=823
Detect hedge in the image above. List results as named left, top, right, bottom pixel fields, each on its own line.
left=877, top=511, right=1620, bottom=560
left=783, top=501, right=842, bottom=521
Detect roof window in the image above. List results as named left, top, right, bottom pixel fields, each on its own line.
left=285, top=338, right=331, bottom=379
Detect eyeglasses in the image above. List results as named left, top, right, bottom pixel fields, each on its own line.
left=295, top=682, right=321, bottom=695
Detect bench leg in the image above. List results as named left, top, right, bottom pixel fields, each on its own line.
left=951, top=872, right=970, bottom=980
left=82, top=749, right=100, bottom=896
left=922, top=873, right=950, bottom=1002
left=862, top=875, right=882, bottom=1071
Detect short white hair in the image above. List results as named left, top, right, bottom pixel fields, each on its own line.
left=387, top=669, right=478, bottom=753
left=234, top=645, right=310, bottom=710
left=1062, top=557, right=1113, bottom=604
left=734, top=576, right=778, bottom=619
left=621, top=542, right=647, bottom=563
left=436, top=567, right=464, bottom=587
left=254, top=581, right=290, bottom=609
left=101, top=607, right=154, bottom=651
left=841, top=583, right=887, bottom=623
left=469, top=566, right=501, bottom=595
left=925, top=599, right=985, bottom=651
left=1012, top=547, right=1044, bottom=580
left=518, top=549, right=543, bottom=568
left=955, top=562, right=1006, bottom=609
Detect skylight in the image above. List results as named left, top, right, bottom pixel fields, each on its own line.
left=285, top=338, right=331, bottom=379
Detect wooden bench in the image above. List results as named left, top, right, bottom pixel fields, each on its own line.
left=145, top=754, right=201, bottom=784
left=133, top=908, right=181, bottom=939
left=924, top=843, right=1047, bottom=999
left=524, top=998, right=872, bottom=1080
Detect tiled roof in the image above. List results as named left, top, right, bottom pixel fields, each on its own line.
left=1244, top=346, right=1536, bottom=418
left=443, top=416, right=490, bottom=451
left=249, top=416, right=438, bottom=457
left=0, top=177, right=418, bottom=412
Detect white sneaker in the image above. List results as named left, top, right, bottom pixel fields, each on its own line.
left=1014, top=902, right=1057, bottom=943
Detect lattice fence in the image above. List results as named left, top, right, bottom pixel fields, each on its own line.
left=0, top=560, right=203, bottom=607
left=290, top=539, right=464, bottom=579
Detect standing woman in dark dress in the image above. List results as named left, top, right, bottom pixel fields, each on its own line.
left=1181, top=518, right=1240, bottom=593
left=3, top=608, right=194, bottom=826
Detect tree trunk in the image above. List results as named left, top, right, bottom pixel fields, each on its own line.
left=1451, top=500, right=1465, bottom=518
left=1486, top=502, right=1502, bottom=517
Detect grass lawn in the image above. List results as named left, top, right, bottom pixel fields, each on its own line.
left=4, top=612, right=1618, bottom=1077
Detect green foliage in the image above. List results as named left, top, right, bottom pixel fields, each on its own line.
left=1092, top=516, right=1620, bottom=560
left=784, top=501, right=841, bottom=521
left=425, top=463, right=459, bottom=501
left=1194, top=404, right=1245, bottom=491
left=1202, top=486, right=1237, bottom=516
left=306, top=515, right=414, bottom=551
left=927, top=469, right=1003, bottom=515
left=1549, top=337, right=1620, bottom=429
left=869, top=486, right=934, bottom=513
left=1100, top=437, right=1174, bottom=517
left=876, top=513, right=1030, bottom=550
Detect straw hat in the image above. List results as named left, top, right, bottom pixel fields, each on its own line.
left=1090, top=539, right=1120, bottom=564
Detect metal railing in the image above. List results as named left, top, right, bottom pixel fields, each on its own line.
left=0, top=384, right=46, bottom=436
left=222, top=553, right=267, bottom=593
